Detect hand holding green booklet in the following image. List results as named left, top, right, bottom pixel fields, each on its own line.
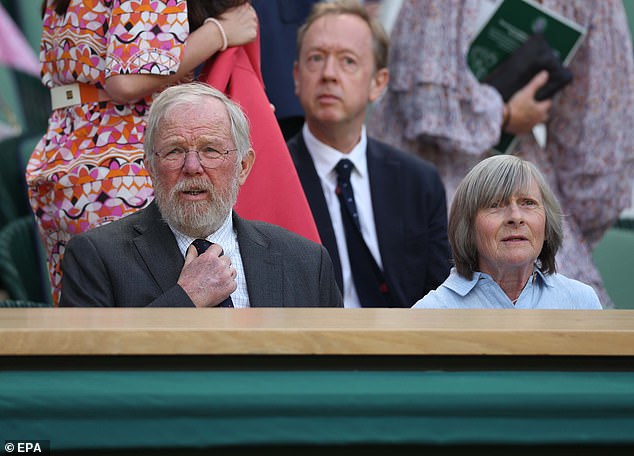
left=467, top=0, right=586, bottom=154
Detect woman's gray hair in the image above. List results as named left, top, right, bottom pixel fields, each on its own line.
left=143, top=82, right=251, bottom=172
left=449, top=154, right=563, bottom=279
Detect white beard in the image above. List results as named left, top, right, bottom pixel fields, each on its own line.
left=153, top=173, right=239, bottom=238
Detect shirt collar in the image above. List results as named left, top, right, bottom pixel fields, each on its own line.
left=533, top=267, right=553, bottom=288
left=444, top=264, right=551, bottom=296
left=303, top=123, right=368, bottom=180
left=170, top=213, right=234, bottom=258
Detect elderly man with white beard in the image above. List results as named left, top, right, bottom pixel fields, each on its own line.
left=60, top=82, right=342, bottom=308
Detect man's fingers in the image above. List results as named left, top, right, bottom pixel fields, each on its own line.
left=184, top=244, right=199, bottom=265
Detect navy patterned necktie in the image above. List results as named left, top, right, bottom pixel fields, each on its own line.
left=334, top=159, right=393, bottom=307
left=191, top=239, right=234, bottom=308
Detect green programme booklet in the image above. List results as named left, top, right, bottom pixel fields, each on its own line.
left=467, top=0, right=586, bottom=154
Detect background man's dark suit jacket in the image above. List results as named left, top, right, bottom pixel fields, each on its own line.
left=288, top=132, right=451, bottom=308
left=60, top=202, right=343, bottom=308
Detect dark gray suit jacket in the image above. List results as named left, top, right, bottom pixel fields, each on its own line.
left=59, top=202, right=342, bottom=308
left=288, top=132, right=451, bottom=308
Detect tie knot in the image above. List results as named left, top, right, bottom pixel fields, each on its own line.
left=335, top=159, right=354, bottom=182
left=191, top=238, right=212, bottom=255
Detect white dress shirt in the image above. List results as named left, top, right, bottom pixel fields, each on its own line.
left=171, top=214, right=250, bottom=308
left=303, top=124, right=382, bottom=308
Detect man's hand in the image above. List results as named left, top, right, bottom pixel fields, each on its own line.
left=177, top=243, right=236, bottom=307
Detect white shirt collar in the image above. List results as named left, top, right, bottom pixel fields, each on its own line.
left=303, top=123, right=368, bottom=180
left=170, top=213, right=235, bottom=258
left=169, top=212, right=250, bottom=308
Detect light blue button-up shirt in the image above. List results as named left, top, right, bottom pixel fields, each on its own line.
left=413, top=267, right=602, bottom=309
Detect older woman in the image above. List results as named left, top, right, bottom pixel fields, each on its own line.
left=413, top=155, right=601, bottom=309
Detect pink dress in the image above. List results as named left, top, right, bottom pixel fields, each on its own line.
left=27, top=0, right=188, bottom=305
left=368, top=0, right=634, bottom=307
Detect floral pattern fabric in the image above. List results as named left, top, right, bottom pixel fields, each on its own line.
left=368, top=0, right=634, bottom=307
left=26, top=0, right=188, bottom=305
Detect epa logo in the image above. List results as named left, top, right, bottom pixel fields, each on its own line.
left=4, top=441, right=50, bottom=455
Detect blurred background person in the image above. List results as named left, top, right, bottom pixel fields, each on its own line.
left=27, top=0, right=257, bottom=304
left=369, top=0, right=634, bottom=307
left=368, top=0, right=550, bottom=206
left=414, top=154, right=602, bottom=309
left=251, top=0, right=380, bottom=141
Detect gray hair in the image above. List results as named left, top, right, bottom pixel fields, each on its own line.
left=296, top=0, right=389, bottom=72
left=144, top=82, right=251, bottom=172
left=449, top=154, right=563, bottom=279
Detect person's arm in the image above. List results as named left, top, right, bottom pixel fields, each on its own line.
left=104, top=3, right=258, bottom=104
left=59, top=232, right=196, bottom=308
left=368, top=0, right=551, bottom=155
left=541, top=1, right=634, bottom=242
left=317, top=246, right=344, bottom=308
left=59, top=234, right=115, bottom=307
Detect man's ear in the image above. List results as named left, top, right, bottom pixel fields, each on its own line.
left=369, top=67, right=389, bottom=103
left=238, top=148, right=256, bottom=185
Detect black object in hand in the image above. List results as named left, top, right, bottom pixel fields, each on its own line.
left=484, top=33, right=573, bottom=102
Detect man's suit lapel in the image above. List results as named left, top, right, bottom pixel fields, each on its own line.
left=130, top=205, right=286, bottom=306
left=234, top=215, right=284, bottom=307
left=132, top=202, right=184, bottom=292
left=367, top=139, right=403, bottom=283
left=288, top=133, right=344, bottom=289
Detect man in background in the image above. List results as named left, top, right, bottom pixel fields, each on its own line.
left=287, top=0, right=450, bottom=308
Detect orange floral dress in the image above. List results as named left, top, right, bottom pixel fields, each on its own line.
left=27, top=0, right=188, bottom=305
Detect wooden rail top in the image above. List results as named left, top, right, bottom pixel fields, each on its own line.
left=1, top=308, right=634, bottom=356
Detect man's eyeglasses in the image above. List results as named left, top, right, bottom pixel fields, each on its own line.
left=155, top=146, right=237, bottom=169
